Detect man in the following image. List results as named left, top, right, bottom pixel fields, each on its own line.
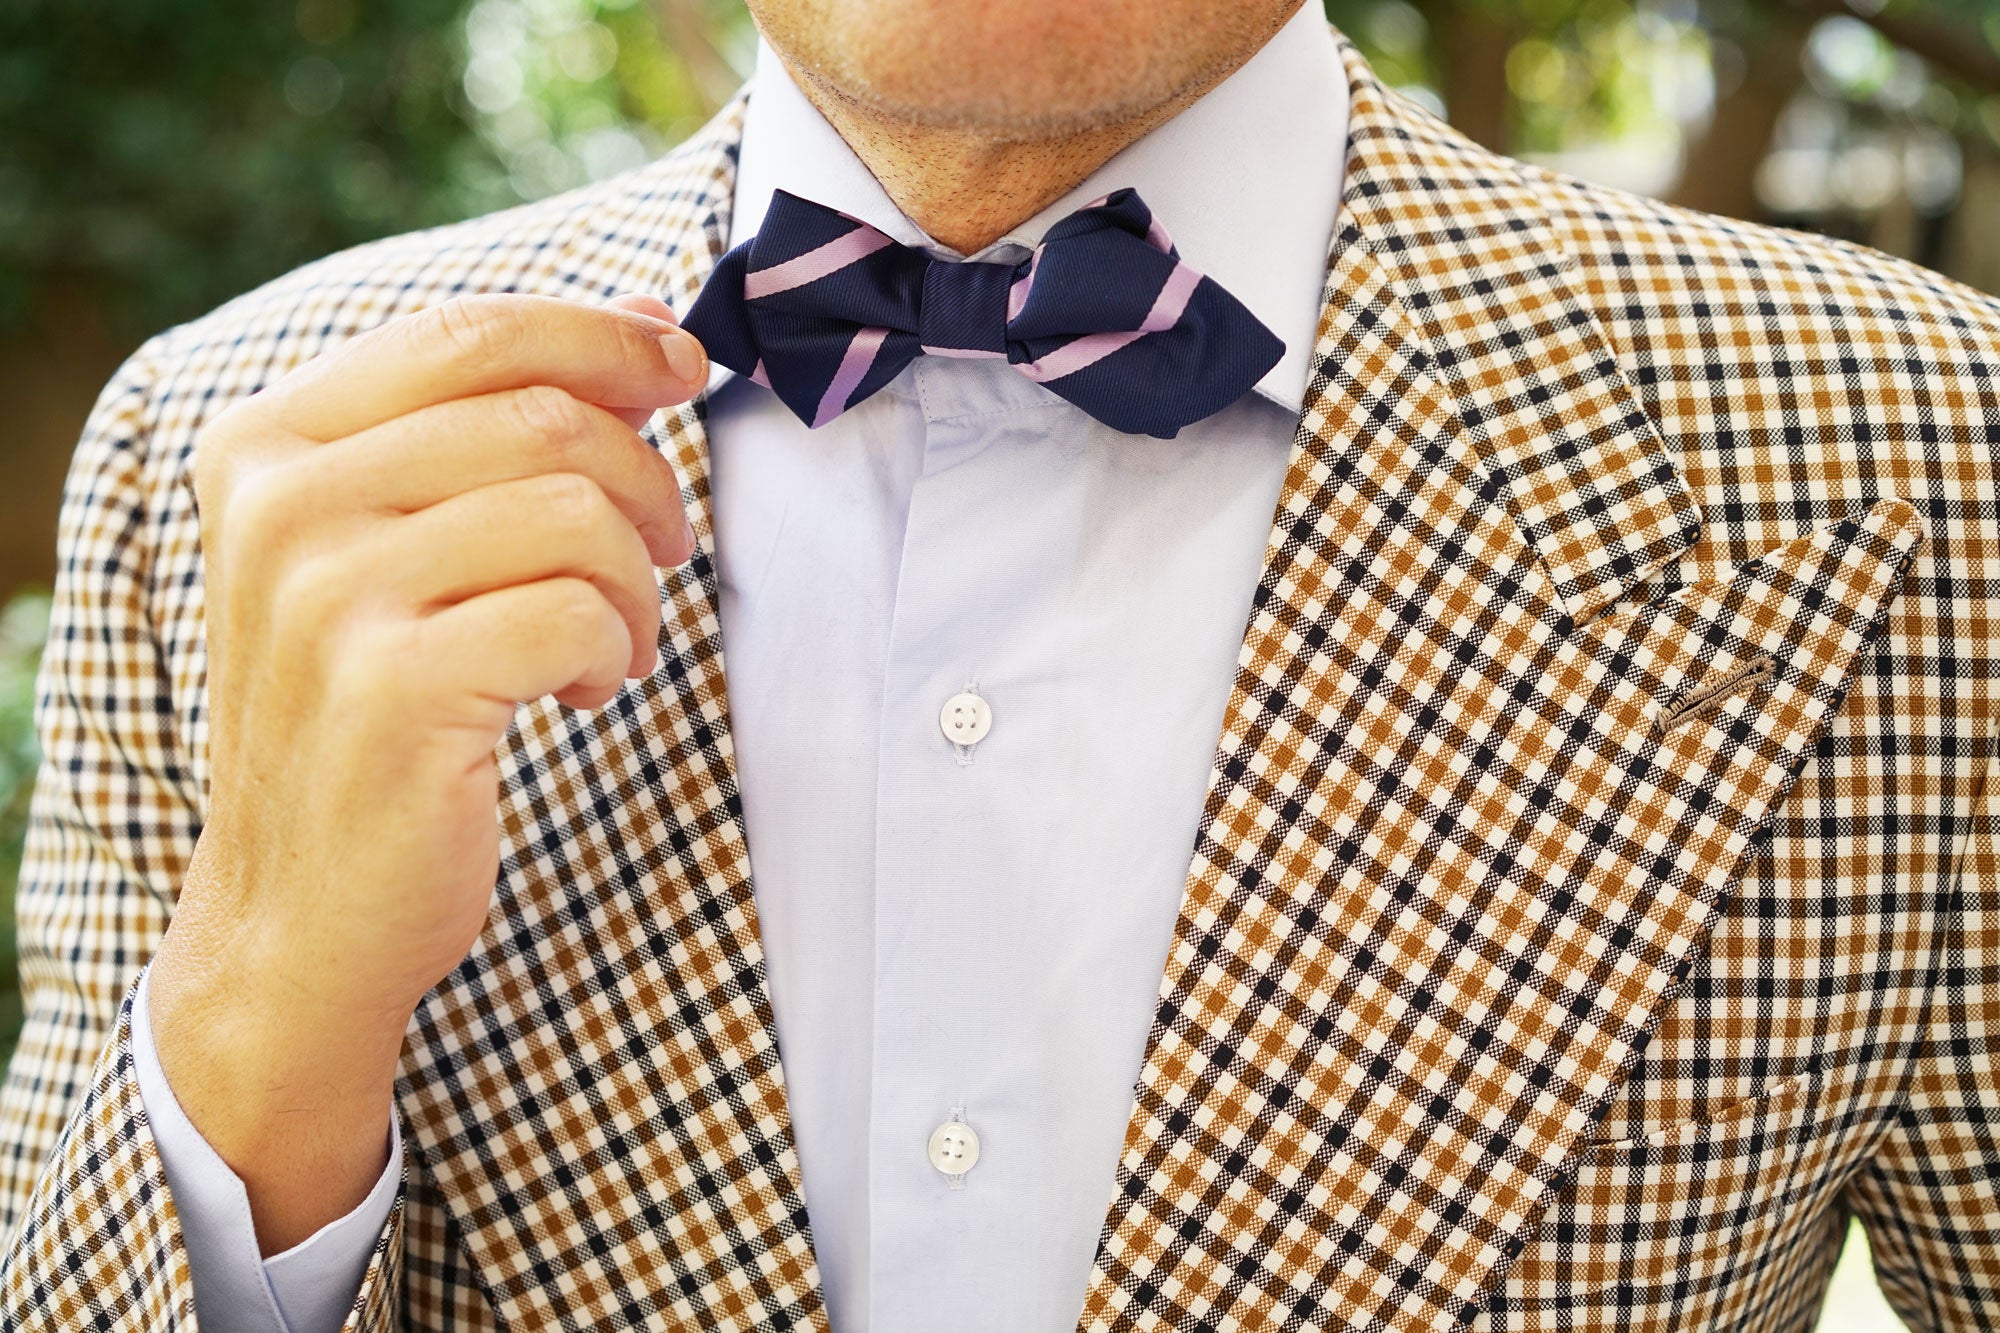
left=1, top=0, right=1996, bottom=1326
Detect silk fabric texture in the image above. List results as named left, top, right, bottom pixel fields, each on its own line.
left=680, top=186, right=1285, bottom=437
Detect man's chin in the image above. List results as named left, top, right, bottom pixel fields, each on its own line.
left=746, top=0, right=1297, bottom=141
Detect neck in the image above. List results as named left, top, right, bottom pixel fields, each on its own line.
left=775, top=56, right=1250, bottom=256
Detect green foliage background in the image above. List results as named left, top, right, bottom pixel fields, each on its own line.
left=0, top=595, right=48, bottom=1070
left=0, top=0, right=748, bottom=344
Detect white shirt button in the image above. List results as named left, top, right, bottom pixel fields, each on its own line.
left=927, top=1117, right=981, bottom=1177
left=939, top=691, right=992, bottom=747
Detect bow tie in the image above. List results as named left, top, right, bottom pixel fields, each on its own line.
left=681, top=187, right=1283, bottom=439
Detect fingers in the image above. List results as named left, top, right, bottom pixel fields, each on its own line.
left=416, top=576, right=636, bottom=714
left=246, top=292, right=710, bottom=442
left=293, top=385, right=695, bottom=567
left=365, top=472, right=664, bottom=680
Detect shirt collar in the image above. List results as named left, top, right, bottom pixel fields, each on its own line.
left=714, top=0, right=1350, bottom=417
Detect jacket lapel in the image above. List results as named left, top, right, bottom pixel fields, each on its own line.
left=1077, top=35, right=1913, bottom=1333
left=395, top=93, right=832, bottom=1333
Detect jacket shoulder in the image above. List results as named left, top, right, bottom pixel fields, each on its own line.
left=1523, top=159, right=2000, bottom=370
left=1513, top=159, right=2000, bottom=672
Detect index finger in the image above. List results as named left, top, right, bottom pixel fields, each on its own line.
left=244, top=293, right=710, bottom=443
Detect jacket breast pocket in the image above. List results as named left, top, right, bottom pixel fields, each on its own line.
left=1483, top=1064, right=1827, bottom=1327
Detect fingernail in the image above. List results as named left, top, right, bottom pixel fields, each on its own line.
left=660, top=330, right=705, bottom=385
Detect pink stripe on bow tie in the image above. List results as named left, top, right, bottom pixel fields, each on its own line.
left=745, top=226, right=895, bottom=300
left=812, top=325, right=891, bottom=428
left=1014, top=259, right=1203, bottom=384
left=1008, top=248, right=1044, bottom=324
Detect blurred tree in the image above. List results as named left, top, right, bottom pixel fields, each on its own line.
left=451, top=0, right=751, bottom=206
left=0, top=0, right=752, bottom=605
left=0, top=0, right=749, bottom=345
left=0, top=0, right=488, bottom=341
left=1330, top=0, right=2000, bottom=280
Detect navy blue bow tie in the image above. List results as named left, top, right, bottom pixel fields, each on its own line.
left=680, top=187, right=1284, bottom=439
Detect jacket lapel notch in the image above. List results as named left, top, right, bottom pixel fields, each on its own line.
left=397, top=92, right=832, bottom=1333
left=1336, top=41, right=1702, bottom=628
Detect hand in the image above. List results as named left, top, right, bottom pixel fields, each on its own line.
left=146, top=291, right=707, bottom=1254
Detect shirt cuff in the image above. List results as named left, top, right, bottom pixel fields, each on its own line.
left=130, top=963, right=402, bottom=1333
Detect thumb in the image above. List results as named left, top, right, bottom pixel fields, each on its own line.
left=600, top=291, right=690, bottom=428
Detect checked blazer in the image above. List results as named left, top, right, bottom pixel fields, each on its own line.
left=4, top=27, right=2000, bottom=1333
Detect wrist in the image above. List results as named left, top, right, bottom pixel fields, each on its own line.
left=146, top=906, right=408, bottom=1253
left=153, top=830, right=416, bottom=1078
left=148, top=915, right=410, bottom=1131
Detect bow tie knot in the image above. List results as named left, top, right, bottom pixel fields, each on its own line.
left=683, top=187, right=1283, bottom=438
left=915, top=260, right=1014, bottom=357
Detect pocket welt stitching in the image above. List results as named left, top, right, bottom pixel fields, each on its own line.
left=1579, top=1063, right=1817, bottom=1153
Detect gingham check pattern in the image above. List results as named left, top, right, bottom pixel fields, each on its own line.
left=2, top=28, right=1997, bottom=1333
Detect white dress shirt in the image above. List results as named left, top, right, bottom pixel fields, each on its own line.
left=128, top=5, right=1350, bottom=1329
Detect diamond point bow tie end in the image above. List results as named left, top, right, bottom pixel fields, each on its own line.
left=681, top=187, right=1283, bottom=438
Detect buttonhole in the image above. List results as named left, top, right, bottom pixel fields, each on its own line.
left=1650, top=654, right=1777, bottom=738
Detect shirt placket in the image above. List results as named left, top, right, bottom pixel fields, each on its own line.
left=866, top=355, right=1042, bottom=1330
